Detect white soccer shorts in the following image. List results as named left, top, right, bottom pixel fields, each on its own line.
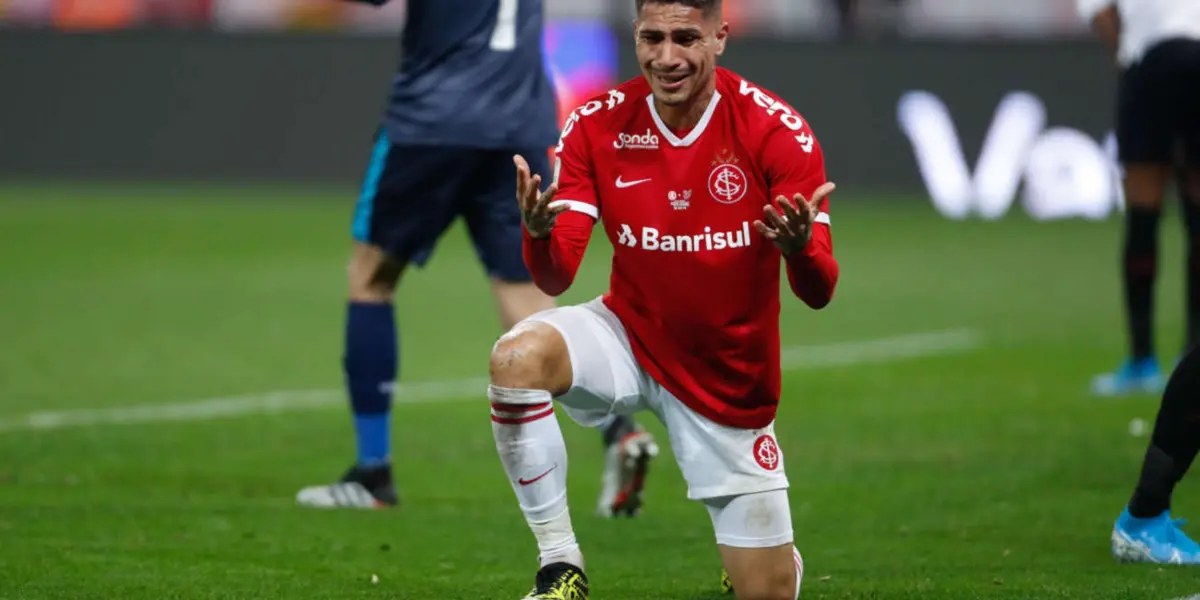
left=521, top=296, right=790, bottom=503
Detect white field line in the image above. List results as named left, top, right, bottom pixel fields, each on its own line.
left=0, top=328, right=983, bottom=433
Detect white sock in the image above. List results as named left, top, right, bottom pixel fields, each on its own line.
left=490, top=385, right=583, bottom=569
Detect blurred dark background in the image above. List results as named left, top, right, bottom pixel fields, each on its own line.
left=0, top=0, right=1116, bottom=206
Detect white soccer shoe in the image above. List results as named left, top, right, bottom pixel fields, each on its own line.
left=295, top=464, right=398, bottom=509
left=596, top=427, right=659, bottom=517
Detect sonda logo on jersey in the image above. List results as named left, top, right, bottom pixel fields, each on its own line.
left=614, top=129, right=659, bottom=150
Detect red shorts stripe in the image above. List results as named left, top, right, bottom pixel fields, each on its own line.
left=491, top=406, right=555, bottom=425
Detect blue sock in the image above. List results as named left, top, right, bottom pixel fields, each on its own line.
left=343, top=302, right=397, bottom=468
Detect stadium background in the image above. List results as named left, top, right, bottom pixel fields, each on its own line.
left=2, top=2, right=1196, bottom=599
left=0, top=0, right=1120, bottom=216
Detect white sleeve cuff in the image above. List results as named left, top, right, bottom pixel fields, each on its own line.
left=548, top=199, right=599, bottom=220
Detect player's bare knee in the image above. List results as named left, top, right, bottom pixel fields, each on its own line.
left=347, top=244, right=402, bottom=302
left=489, top=322, right=571, bottom=393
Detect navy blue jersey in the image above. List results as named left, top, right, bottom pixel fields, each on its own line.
left=382, top=0, right=560, bottom=150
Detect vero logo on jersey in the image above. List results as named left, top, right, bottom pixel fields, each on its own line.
left=614, top=129, right=660, bottom=150
left=616, top=222, right=752, bottom=253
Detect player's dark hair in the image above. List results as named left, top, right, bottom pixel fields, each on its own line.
left=635, top=0, right=722, bottom=18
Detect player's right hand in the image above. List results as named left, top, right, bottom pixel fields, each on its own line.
left=514, top=154, right=567, bottom=239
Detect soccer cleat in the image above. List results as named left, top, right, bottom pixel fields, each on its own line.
left=521, top=562, right=589, bottom=599
left=1112, top=507, right=1200, bottom=564
left=720, top=569, right=733, bottom=594
left=295, top=464, right=398, bottom=509
left=1090, top=357, right=1166, bottom=397
left=596, top=425, right=659, bottom=517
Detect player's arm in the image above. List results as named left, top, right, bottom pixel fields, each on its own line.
left=1078, top=0, right=1120, bottom=58
left=756, top=124, right=839, bottom=310
left=516, top=113, right=599, bottom=297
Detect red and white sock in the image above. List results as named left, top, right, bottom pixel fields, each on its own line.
left=793, top=546, right=804, bottom=599
left=490, top=384, right=582, bottom=569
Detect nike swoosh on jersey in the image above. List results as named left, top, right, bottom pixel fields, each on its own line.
left=615, top=177, right=652, bottom=189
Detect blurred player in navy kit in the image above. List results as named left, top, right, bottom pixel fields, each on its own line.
left=296, top=0, right=659, bottom=514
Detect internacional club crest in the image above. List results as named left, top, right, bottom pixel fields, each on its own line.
left=753, top=434, right=781, bottom=471
left=708, top=148, right=747, bottom=205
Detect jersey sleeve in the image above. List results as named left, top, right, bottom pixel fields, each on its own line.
left=547, top=109, right=601, bottom=221
left=521, top=107, right=599, bottom=297
left=759, top=118, right=839, bottom=309
left=762, top=120, right=830, bottom=227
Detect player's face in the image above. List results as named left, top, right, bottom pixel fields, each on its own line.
left=634, top=4, right=728, bottom=107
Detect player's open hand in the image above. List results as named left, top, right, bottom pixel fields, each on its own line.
left=754, top=182, right=835, bottom=256
left=514, top=155, right=567, bottom=239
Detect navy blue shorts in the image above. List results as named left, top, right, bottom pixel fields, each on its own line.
left=351, top=132, right=551, bottom=283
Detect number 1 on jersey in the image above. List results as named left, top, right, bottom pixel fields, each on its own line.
left=489, top=0, right=518, bottom=52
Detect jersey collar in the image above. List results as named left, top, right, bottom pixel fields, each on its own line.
left=646, top=90, right=723, bottom=148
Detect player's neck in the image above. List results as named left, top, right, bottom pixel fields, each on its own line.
left=653, top=86, right=715, bottom=133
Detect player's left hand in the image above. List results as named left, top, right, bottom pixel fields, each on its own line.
left=754, top=182, right=835, bottom=256
left=514, top=154, right=567, bottom=239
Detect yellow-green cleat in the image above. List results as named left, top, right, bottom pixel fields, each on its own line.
left=522, top=562, right=589, bottom=600
left=720, top=569, right=734, bottom=594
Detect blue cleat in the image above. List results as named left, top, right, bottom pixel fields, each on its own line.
left=1090, top=357, right=1166, bottom=397
left=1112, top=507, right=1200, bottom=564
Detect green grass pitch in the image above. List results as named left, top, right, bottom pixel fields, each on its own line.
left=0, top=182, right=1197, bottom=599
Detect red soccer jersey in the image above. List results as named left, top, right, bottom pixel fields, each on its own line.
left=524, top=67, right=838, bottom=429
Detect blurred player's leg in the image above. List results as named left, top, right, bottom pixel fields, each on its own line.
left=468, top=149, right=657, bottom=519
left=296, top=135, right=462, bottom=510
left=1181, top=34, right=1200, bottom=357
left=1182, top=166, right=1200, bottom=357
left=1093, top=49, right=1176, bottom=396
left=1113, top=343, right=1200, bottom=564
left=302, top=241, right=404, bottom=509
left=592, top=411, right=657, bottom=517
left=490, top=278, right=555, bottom=331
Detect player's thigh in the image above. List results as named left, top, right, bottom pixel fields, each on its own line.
left=517, top=297, right=646, bottom=427
left=708, top=490, right=800, bottom=600
left=651, top=390, right=788, bottom=501
left=349, top=132, right=469, bottom=268
left=461, top=148, right=553, bottom=283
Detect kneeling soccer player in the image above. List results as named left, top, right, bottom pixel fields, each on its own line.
left=488, top=1, right=839, bottom=597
